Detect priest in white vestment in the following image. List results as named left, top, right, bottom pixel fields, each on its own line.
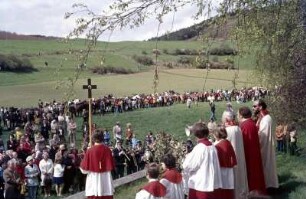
left=222, top=111, right=249, bottom=199
left=253, top=100, right=279, bottom=189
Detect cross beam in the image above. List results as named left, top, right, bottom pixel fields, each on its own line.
left=82, top=78, right=97, bottom=146
left=83, top=78, right=97, bottom=99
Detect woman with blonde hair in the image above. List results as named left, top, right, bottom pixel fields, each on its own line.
left=39, top=152, right=53, bottom=197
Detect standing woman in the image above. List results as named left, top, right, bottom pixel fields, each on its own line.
left=53, top=158, right=65, bottom=196
left=24, top=156, right=40, bottom=199
left=39, top=152, right=53, bottom=197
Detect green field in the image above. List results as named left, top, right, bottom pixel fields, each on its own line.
left=2, top=38, right=303, bottom=198
left=0, top=39, right=258, bottom=106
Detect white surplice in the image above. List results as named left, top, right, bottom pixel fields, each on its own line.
left=80, top=169, right=114, bottom=197
left=258, top=114, right=279, bottom=188
left=160, top=178, right=184, bottom=199
left=182, top=143, right=222, bottom=192
left=226, top=125, right=249, bottom=199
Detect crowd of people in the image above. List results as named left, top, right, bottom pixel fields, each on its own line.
left=0, top=87, right=268, bottom=133
left=0, top=103, right=156, bottom=199
left=0, top=87, right=289, bottom=199
left=80, top=99, right=283, bottom=199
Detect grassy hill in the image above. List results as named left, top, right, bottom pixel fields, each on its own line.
left=0, top=38, right=257, bottom=106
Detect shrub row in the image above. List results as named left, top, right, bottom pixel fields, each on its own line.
left=195, top=61, right=234, bottom=70
left=0, top=54, right=36, bottom=73
left=177, top=56, right=234, bottom=69
left=91, top=66, right=134, bottom=75
left=132, top=55, right=154, bottom=65
left=165, top=45, right=237, bottom=56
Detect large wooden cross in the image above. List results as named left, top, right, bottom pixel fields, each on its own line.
left=83, top=78, right=97, bottom=145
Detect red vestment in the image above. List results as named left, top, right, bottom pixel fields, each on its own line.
left=143, top=181, right=167, bottom=197
left=215, top=139, right=237, bottom=199
left=80, top=144, right=115, bottom=199
left=240, top=119, right=266, bottom=193
left=215, top=139, right=237, bottom=168
left=162, top=169, right=182, bottom=184
left=80, top=144, right=114, bottom=173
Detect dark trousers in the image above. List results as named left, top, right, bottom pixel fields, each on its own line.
left=276, top=140, right=284, bottom=152
left=290, top=142, right=297, bottom=156
left=114, top=165, right=125, bottom=179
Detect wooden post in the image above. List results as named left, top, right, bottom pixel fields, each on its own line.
left=82, top=78, right=97, bottom=146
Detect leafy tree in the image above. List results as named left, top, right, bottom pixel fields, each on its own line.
left=66, top=0, right=306, bottom=126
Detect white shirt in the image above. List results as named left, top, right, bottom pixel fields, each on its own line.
left=53, top=163, right=65, bottom=177
left=182, top=142, right=222, bottom=192
left=39, top=158, right=53, bottom=186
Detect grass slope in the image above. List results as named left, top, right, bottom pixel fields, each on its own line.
left=0, top=69, right=253, bottom=107
left=0, top=39, right=256, bottom=86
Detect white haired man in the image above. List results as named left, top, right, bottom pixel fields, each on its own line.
left=222, top=110, right=248, bottom=199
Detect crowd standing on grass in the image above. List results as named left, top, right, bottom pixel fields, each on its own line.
left=0, top=86, right=298, bottom=199
left=0, top=87, right=267, bottom=132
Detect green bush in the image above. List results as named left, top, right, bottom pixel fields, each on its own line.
left=211, top=56, right=219, bottom=62
left=194, top=58, right=234, bottom=70
left=172, top=48, right=203, bottom=56
left=132, top=55, right=154, bottom=65
left=178, top=56, right=194, bottom=65
left=91, top=66, right=134, bottom=75
left=0, top=54, right=37, bottom=73
left=162, top=49, right=169, bottom=54
left=163, top=62, right=174, bottom=68
left=209, top=44, right=237, bottom=56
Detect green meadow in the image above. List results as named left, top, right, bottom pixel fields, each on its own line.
left=0, top=39, right=257, bottom=107
left=1, top=39, right=304, bottom=199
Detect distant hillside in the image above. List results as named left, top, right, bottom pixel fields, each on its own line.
left=0, top=31, right=59, bottom=40
left=149, top=14, right=236, bottom=41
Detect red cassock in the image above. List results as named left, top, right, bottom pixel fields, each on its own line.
left=240, top=118, right=266, bottom=194
left=215, top=139, right=237, bottom=199
left=80, top=144, right=115, bottom=199
left=81, top=144, right=115, bottom=173
left=143, top=181, right=167, bottom=197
